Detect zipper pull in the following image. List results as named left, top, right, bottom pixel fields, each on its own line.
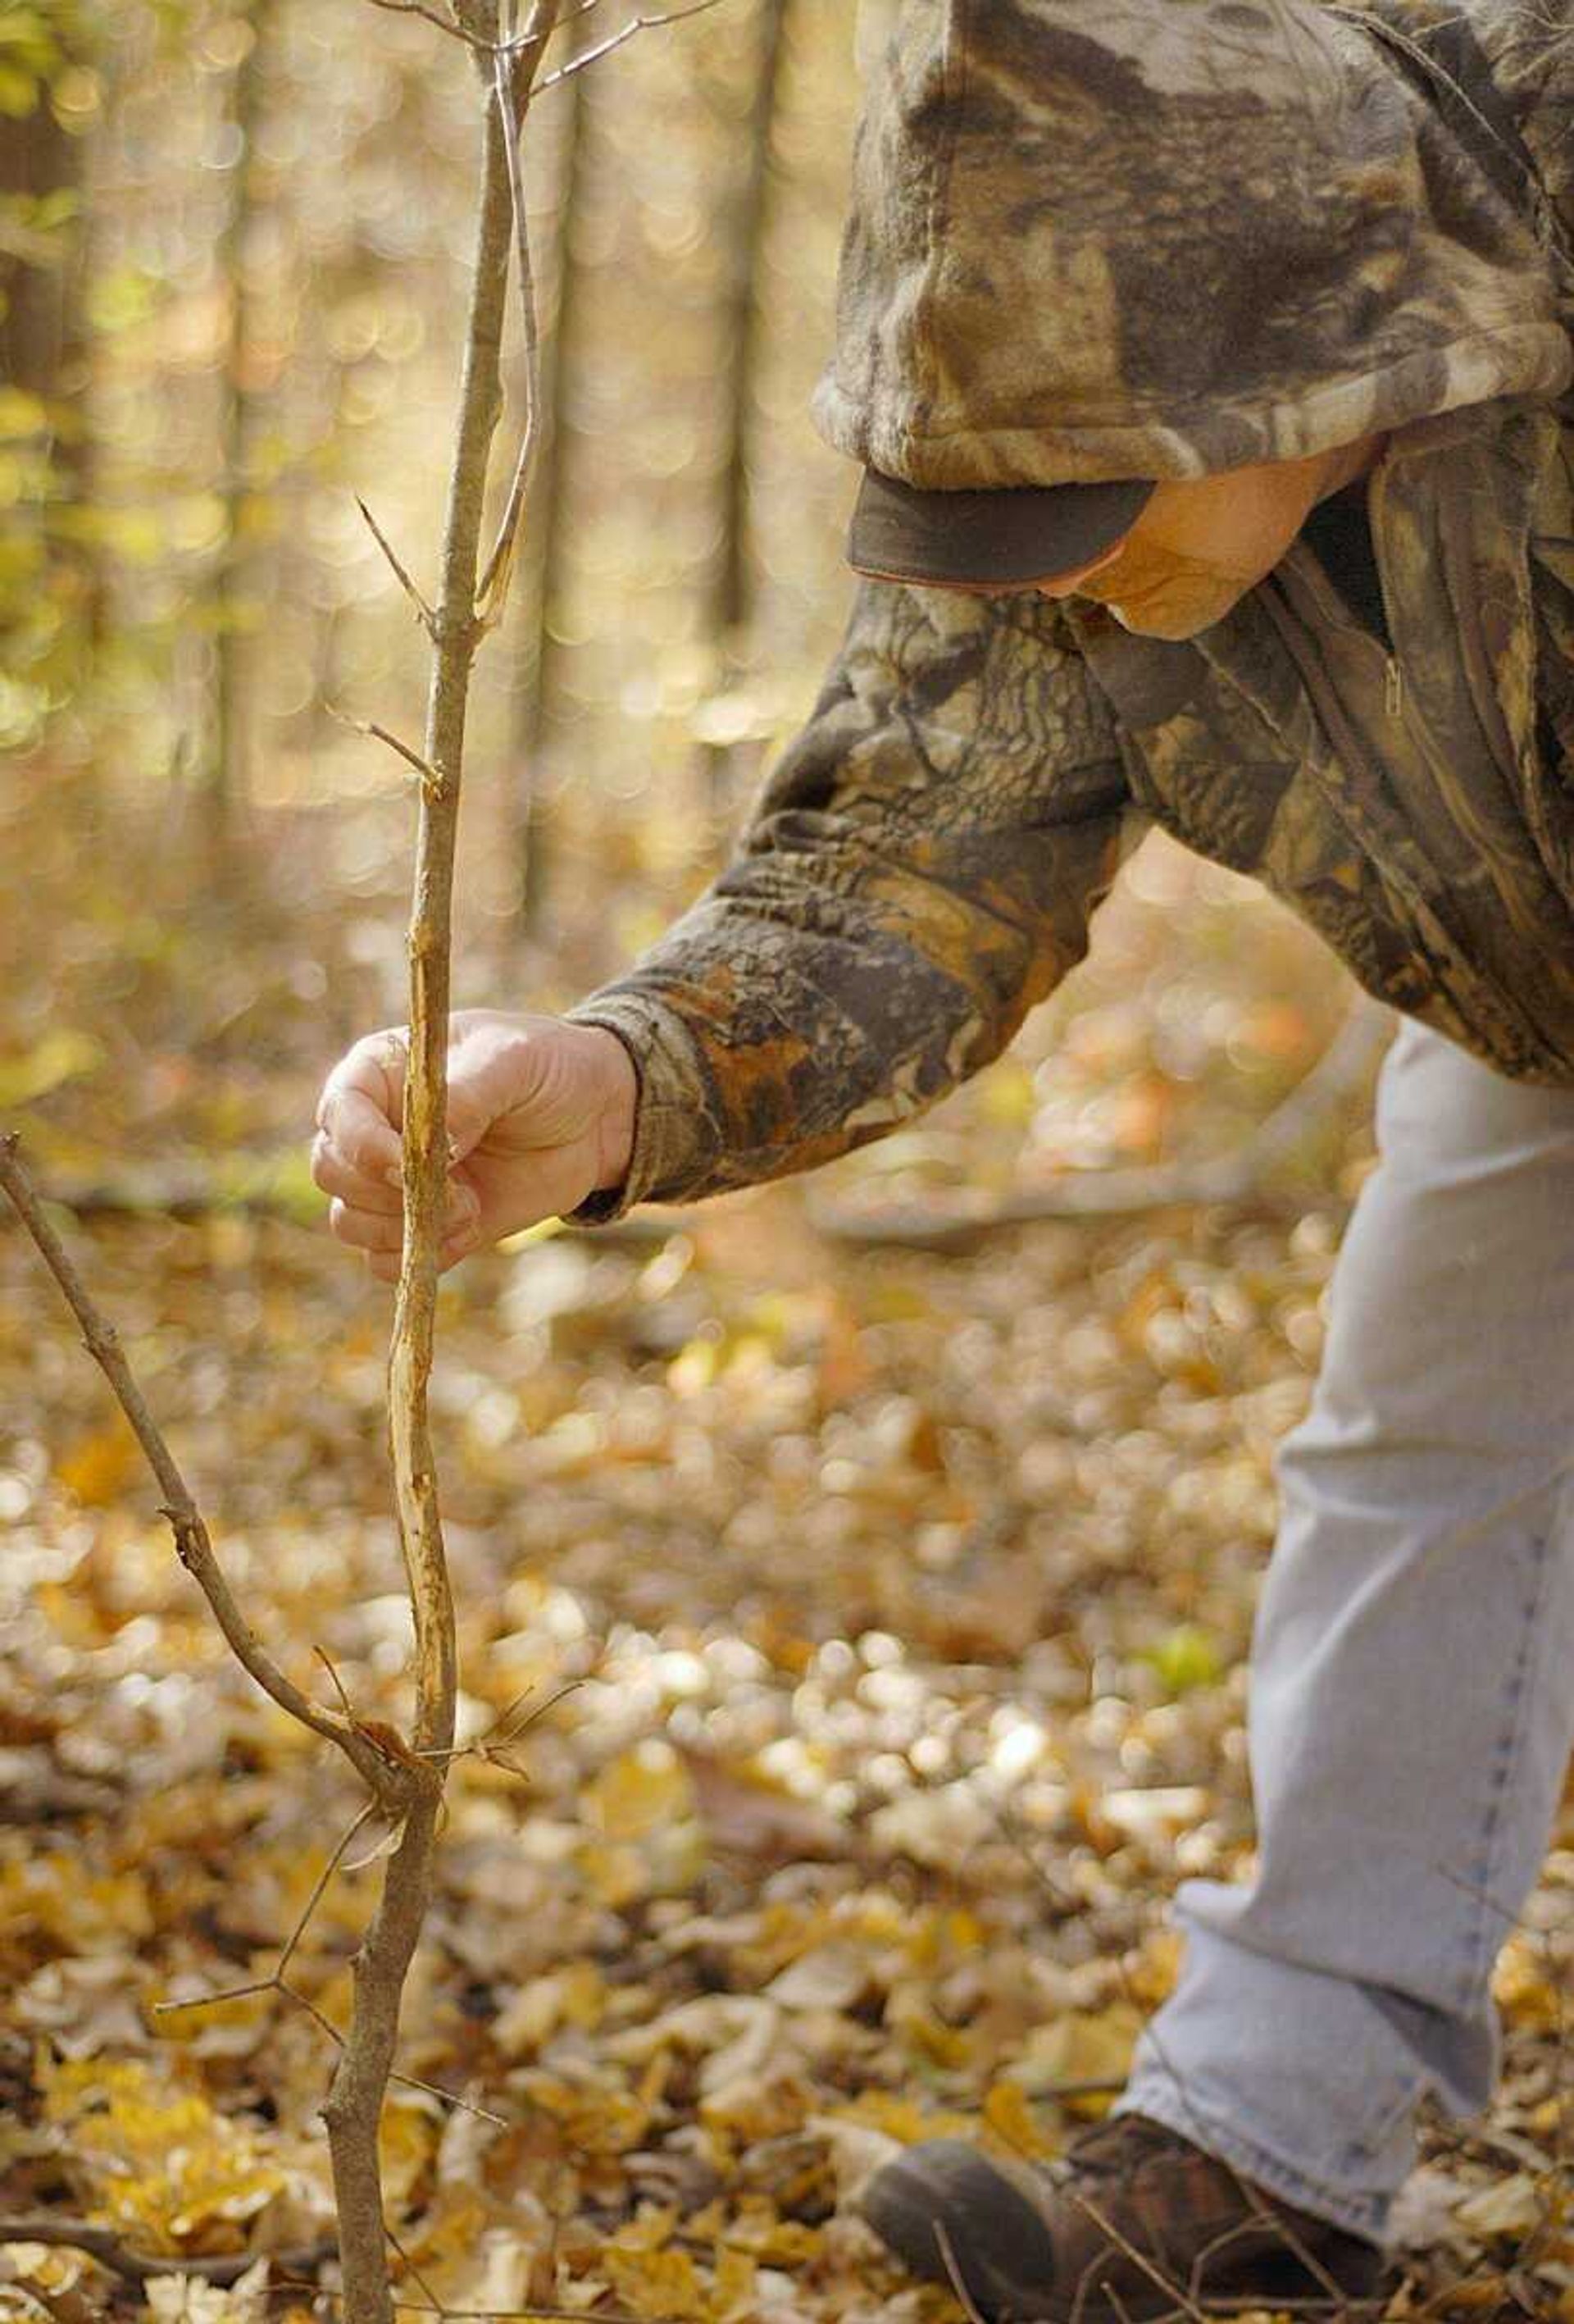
left=1385, top=658, right=1403, bottom=721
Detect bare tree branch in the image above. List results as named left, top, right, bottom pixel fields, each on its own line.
left=365, top=0, right=605, bottom=53
left=320, top=8, right=519, bottom=2314
left=364, top=0, right=485, bottom=39
left=327, top=701, right=445, bottom=795
left=356, top=495, right=438, bottom=635
left=534, top=0, right=728, bottom=89
left=290, top=1978, right=509, bottom=2126
left=475, top=0, right=564, bottom=623
left=0, top=2220, right=335, bottom=2289
left=498, top=0, right=614, bottom=52
left=0, top=1136, right=397, bottom=1802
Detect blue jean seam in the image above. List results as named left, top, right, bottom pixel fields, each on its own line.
left=1338, top=2061, right=1424, bottom=2176
left=1454, top=1493, right=1561, bottom=2017
left=1149, top=1919, right=1432, bottom=2169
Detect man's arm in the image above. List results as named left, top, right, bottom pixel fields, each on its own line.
left=563, top=576, right=1134, bottom=1220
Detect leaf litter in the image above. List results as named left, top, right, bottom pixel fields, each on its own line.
left=2, top=829, right=1572, bottom=2323
left=4, top=1173, right=1572, bottom=2324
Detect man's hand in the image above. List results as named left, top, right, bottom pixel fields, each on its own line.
left=312, top=1009, right=637, bottom=1281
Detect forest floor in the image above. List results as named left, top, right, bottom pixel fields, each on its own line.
left=2, top=781, right=1572, bottom=2324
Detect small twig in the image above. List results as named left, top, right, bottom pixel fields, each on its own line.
left=932, top=2222, right=991, bottom=2324
left=412, top=1678, right=585, bottom=1767
left=988, top=1796, right=1083, bottom=1916
left=148, top=1803, right=499, bottom=2126
left=1064, top=2185, right=1209, bottom=2324
left=316, top=1647, right=358, bottom=1723
left=475, top=0, right=562, bottom=623
left=281, top=1803, right=380, bottom=1976
left=152, top=1802, right=375, bottom=2011
left=1411, top=2259, right=1519, bottom=2324
left=389, top=2308, right=651, bottom=2322
left=0, top=1135, right=394, bottom=1802
left=0, top=2220, right=336, bottom=2289
left=533, top=0, right=727, bottom=88
left=356, top=497, right=438, bottom=636
left=326, top=703, right=445, bottom=797
left=364, top=0, right=484, bottom=39
left=363, top=0, right=604, bottom=52
left=497, top=0, right=608, bottom=50
left=285, top=1980, right=507, bottom=2127
left=268, top=2272, right=660, bottom=2322
left=288, top=2295, right=655, bottom=2314
left=384, top=2218, right=447, bottom=2316
left=155, top=1976, right=278, bottom=2011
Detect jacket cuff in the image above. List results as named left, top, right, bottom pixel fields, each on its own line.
left=560, top=995, right=717, bottom=1223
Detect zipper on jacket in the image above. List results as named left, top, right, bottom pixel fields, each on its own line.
left=1368, top=465, right=1405, bottom=726
left=1285, top=465, right=1405, bottom=720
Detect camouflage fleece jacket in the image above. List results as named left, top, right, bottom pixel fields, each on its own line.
left=566, top=0, right=1574, bottom=1221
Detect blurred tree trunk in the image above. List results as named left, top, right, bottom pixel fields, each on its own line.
left=0, top=90, right=80, bottom=395
left=697, top=0, right=790, bottom=823
left=208, top=0, right=276, bottom=873
left=510, top=52, right=599, bottom=935
left=0, top=34, right=103, bottom=716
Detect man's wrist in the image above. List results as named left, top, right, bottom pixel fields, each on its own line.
left=582, top=1024, right=639, bottom=1192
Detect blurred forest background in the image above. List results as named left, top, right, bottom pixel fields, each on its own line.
left=2, top=5, right=1571, bottom=2322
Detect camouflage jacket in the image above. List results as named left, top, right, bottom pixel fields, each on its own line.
left=566, top=0, right=1574, bottom=1219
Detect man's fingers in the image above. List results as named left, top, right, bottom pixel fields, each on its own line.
left=318, top=1087, right=404, bottom=1187
left=316, top=1034, right=408, bottom=1183
left=328, top=1199, right=404, bottom=1255
left=311, top=1133, right=403, bottom=1215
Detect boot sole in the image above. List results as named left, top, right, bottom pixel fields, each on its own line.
left=860, top=2139, right=1062, bottom=2321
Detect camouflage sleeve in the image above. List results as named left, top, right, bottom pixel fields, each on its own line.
left=562, top=577, right=1132, bottom=1220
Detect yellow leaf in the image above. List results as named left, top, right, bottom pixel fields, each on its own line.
left=578, top=1839, right=649, bottom=1910
left=1492, top=1931, right=1564, bottom=2031
left=585, top=1744, right=694, bottom=1843
left=716, top=2201, right=821, bottom=2266
left=712, top=2247, right=757, bottom=2322
left=515, top=2071, right=652, bottom=2157
left=0, top=1028, right=103, bottom=1107
left=55, top=1421, right=140, bottom=1510
left=1124, top=1929, right=1185, bottom=2011
left=698, top=2069, right=810, bottom=2149
left=2, top=1852, right=154, bottom=1949
left=580, top=1745, right=703, bottom=1903
left=494, top=1962, right=605, bottom=2060
left=0, top=386, right=50, bottom=439
left=378, top=2094, right=441, bottom=2217
left=886, top=1988, right=971, bottom=2070
left=1014, top=2003, right=1143, bottom=2117
left=983, top=2080, right=1057, bottom=2161
left=605, top=2245, right=705, bottom=2321
left=35, top=2054, right=284, bottom=2253
left=608, top=2204, right=677, bottom=2255
left=821, top=2091, right=975, bottom=2144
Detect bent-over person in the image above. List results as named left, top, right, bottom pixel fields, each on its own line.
left=314, top=2, right=1574, bottom=2313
